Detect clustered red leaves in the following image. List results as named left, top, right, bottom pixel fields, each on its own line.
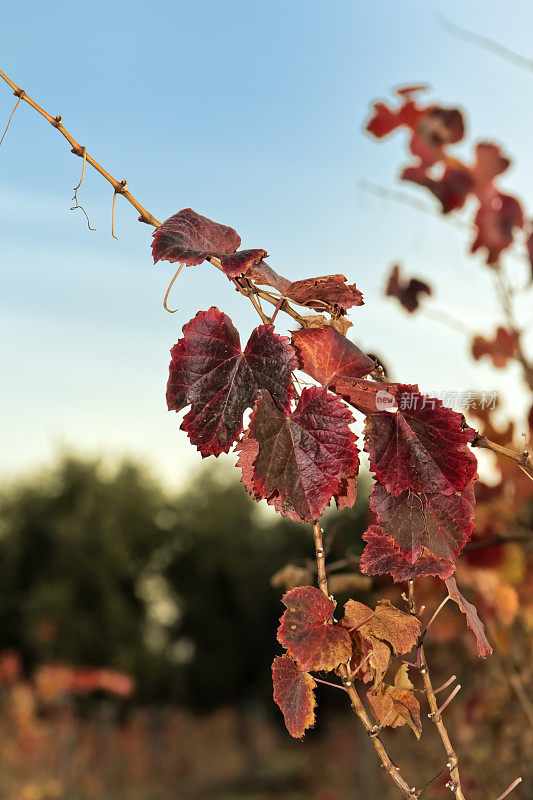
left=367, top=87, right=533, bottom=270
left=153, top=208, right=366, bottom=312
left=158, top=195, right=487, bottom=746
left=272, top=586, right=421, bottom=738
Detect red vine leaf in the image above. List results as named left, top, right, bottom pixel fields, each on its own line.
left=344, top=599, right=420, bottom=656
left=364, top=384, right=477, bottom=496
left=285, top=275, right=364, bottom=311
left=402, top=165, right=474, bottom=214
left=272, top=655, right=316, bottom=738
left=385, top=264, right=432, bottom=313
left=236, top=387, right=359, bottom=522
left=152, top=208, right=241, bottom=266
left=366, top=88, right=464, bottom=166
left=360, top=526, right=455, bottom=581
left=329, top=378, right=398, bottom=415
left=370, top=481, right=476, bottom=564
left=292, top=326, right=375, bottom=385
left=167, top=308, right=297, bottom=456
left=219, top=248, right=268, bottom=277
left=471, top=193, right=524, bottom=264
left=367, top=665, right=422, bottom=738
left=471, top=327, right=519, bottom=368
left=445, top=576, right=492, bottom=657
left=472, top=143, right=510, bottom=188
left=277, top=586, right=352, bottom=672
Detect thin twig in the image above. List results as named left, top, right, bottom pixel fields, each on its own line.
left=438, top=13, right=533, bottom=73
left=471, top=434, right=533, bottom=481
left=0, top=66, right=344, bottom=332
left=408, top=582, right=466, bottom=800
left=494, top=778, right=522, bottom=800
left=0, top=92, right=22, bottom=146
left=313, top=523, right=417, bottom=799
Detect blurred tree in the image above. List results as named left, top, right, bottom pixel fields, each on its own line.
left=0, top=455, right=369, bottom=708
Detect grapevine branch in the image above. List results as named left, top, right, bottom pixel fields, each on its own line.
left=0, top=67, right=346, bottom=333
left=407, top=582, right=466, bottom=800
left=312, top=522, right=418, bottom=800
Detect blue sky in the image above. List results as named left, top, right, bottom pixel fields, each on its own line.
left=1, top=0, right=532, bottom=486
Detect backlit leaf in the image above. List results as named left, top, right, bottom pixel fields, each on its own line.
left=364, top=384, right=477, bottom=496
left=272, top=655, right=316, bottom=738
left=344, top=599, right=420, bottom=656
left=471, top=193, right=524, bottom=264
left=292, top=326, right=375, bottom=385
left=360, top=526, right=455, bottom=581
left=167, top=308, right=297, bottom=456
left=370, top=481, right=476, bottom=564
left=277, top=586, right=352, bottom=672
left=237, top=387, right=359, bottom=522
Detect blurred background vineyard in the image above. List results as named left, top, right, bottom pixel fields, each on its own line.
left=0, top=450, right=531, bottom=800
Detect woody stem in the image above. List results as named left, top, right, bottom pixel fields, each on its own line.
left=408, top=581, right=466, bottom=800
left=313, top=521, right=417, bottom=799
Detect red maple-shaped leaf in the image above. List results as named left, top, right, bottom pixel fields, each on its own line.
left=471, top=327, right=519, bottom=368
left=360, top=526, right=455, bottom=581
left=370, top=481, right=476, bottom=564
left=364, top=384, right=477, bottom=497
left=471, top=192, right=524, bottom=264
left=402, top=165, right=474, bottom=214
left=236, top=388, right=359, bottom=522
left=285, top=275, right=364, bottom=311
left=445, top=577, right=492, bottom=657
left=272, top=655, right=317, bottom=738
left=277, top=586, right=352, bottom=672
left=167, top=308, right=297, bottom=457
left=385, top=264, right=432, bottom=313
left=292, top=326, right=375, bottom=386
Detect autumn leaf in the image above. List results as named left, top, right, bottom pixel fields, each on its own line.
left=167, top=308, right=297, bottom=456
left=329, top=378, right=398, bottom=415
left=364, top=384, right=477, bottom=497
left=277, top=586, right=352, bottom=672
left=292, top=326, right=375, bottom=386
left=344, top=599, right=420, bottom=656
left=237, top=387, right=359, bottom=522
left=367, top=665, right=422, bottom=738
left=472, top=143, right=510, bottom=188
left=366, top=87, right=464, bottom=166
left=152, top=208, right=241, bottom=266
left=385, top=264, right=432, bottom=314
left=219, top=248, right=269, bottom=277
left=471, top=327, right=519, bottom=368
left=445, top=576, right=492, bottom=657
left=285, top=275, right=364, bottom=311
left=471, top=192, right=524, bottom=264
left=402, top=165, right=474, bottom=214
left=360, top=525, right=455, bottom=581
left=370, top=481, right=476, bottom=564
left=272, top=655, right=316, bottom=738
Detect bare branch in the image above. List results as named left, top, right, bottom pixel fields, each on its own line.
left=438, top=13, right=533, bottom=73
